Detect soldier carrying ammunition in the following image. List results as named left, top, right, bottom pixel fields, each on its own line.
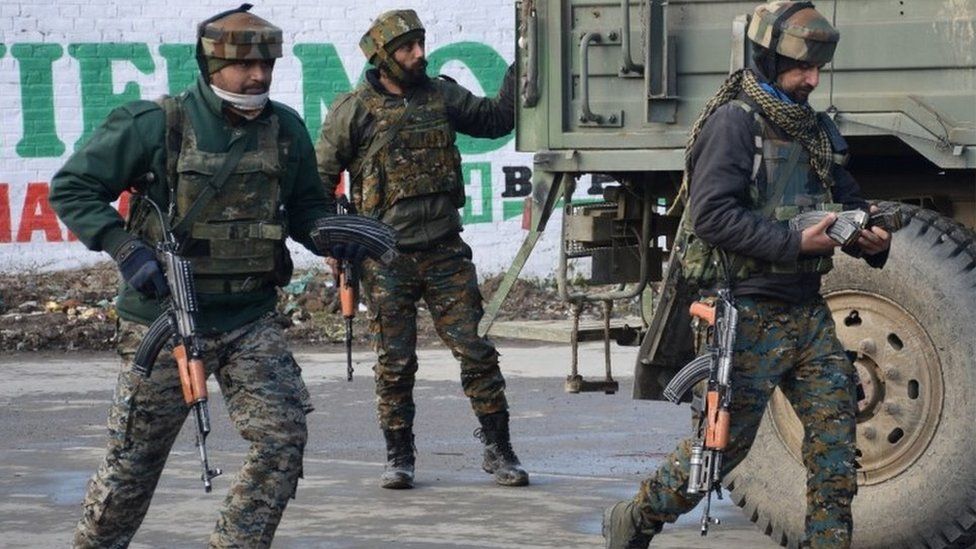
left=49, top=4, right=361, bottom=547
left=316, top=9, right=529, bottom=490
left=602, top=2, right=891, bottom=548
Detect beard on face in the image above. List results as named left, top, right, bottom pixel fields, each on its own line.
left=385, top=57, right=429, bottom=87
left=794, top=85, right=815, bottom=102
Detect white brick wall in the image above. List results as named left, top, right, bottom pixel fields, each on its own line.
left=0, top=0, right=579, bottom=278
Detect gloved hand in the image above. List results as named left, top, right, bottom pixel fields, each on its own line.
left=329, top=243, right=369, bottom=264
left=114, top=239, right=169, bottom=298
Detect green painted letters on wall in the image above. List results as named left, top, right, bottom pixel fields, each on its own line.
left=293, top=44, right=366, bottom=142
left=427, top=42, right=512, bottom=155
left=68, top=43, right=155, bottom=149
left=12, top=44, right=66, bottom=158
left=461, top=162, right=493, bottom=224
left=158, top=44, right=196, bottom=95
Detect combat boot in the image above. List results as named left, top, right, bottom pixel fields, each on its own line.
left=474, top=411, right=529, bottom=486
left=602, top=500, right=660, bottom=549
left=380, top=428, right=415, bottom=489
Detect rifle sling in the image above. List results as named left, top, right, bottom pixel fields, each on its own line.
left=171, top=133, right=249, bottom=238
left=724, top=141, right=804, bottom=281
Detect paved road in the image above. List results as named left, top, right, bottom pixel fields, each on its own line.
left=0, top=342, right=781, bottom=548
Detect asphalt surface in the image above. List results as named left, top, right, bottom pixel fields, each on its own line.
left=0, top=342, right=781, bottom=548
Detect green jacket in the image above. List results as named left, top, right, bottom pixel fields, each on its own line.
left=316, top=67, right=515, bottom=249
left=50, top=77, right=330, bottom=332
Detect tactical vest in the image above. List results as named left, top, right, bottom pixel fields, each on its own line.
left=129, top=95, right=290, bottom=293
left=351, top=83, right=465, bottom=217
left=681, top=100, right=840, bottom=288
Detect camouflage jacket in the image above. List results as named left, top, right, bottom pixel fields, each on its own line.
left=316, top=66, right=515, bottom=249
left=50, top=77, right=330, bottom=332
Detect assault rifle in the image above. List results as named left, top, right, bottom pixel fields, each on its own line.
left=129, top=175, right=222, bottom=492
left=309, top=210, right=398, bottom=381
left=336, top=195, right=358, bottom=381
left=662, top=289, right=738, bottom=535
left=788, top=203, right=905, bottom=247
left=309, top=215, right=399, bottom=266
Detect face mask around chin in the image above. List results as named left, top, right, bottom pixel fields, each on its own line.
left=210, top=84, right=270, bottom=113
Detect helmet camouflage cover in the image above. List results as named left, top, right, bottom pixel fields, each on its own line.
left=198, top=4, right=283, bottom=62
left=359, top=9, right=425, bottom=65
left=747, top=1, right=839, bottom=66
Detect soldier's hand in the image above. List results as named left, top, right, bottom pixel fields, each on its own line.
left=329, top=243, right=369, bottom=264
left=115, top=239, right=170, bottom=298
left=799, top=212, right=841, bottom=255
left=856, top=225, right=891, bottom=256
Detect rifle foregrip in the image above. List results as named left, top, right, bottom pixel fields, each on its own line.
left=339, top=268, right=356, bottom=318
left=704, top=391, right=730, bottom=450
left=132, top=314, right=175, bottom=378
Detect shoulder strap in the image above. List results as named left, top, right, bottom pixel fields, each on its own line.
left=171, top=130, right=249, bottom=238
left=352, top=95, right=420, bottom=181
left=155, top=95, right=183, bottom=211
left=759, top=142, right=803, bottom=218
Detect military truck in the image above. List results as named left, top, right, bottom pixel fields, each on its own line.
left=482, top=1, right=976, bottom=547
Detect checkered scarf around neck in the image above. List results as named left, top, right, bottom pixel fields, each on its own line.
left=671, top=68, right=833, bottom=213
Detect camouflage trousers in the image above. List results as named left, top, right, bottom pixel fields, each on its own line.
left=361, top=235, right=508, bottom=431
left=73, top=314, right=313, bottom=549
left=635, top=296, right=858, bottom=548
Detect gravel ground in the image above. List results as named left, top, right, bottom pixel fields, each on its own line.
left=0, top=263, right=640, bottom=352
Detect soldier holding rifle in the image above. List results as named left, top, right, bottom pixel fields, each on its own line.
left=603, top=2, right=891, bottom=548
left=50, top=5, right=362, bottom=547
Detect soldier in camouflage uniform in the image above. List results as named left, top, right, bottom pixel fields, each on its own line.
left=316, top=9, right=528, bottom=490
left=603, top=3, right=892, bottom=548
left=49, top=5, right=352, bottom=547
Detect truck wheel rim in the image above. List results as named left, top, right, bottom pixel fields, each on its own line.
left=766, top=290, right=943, bottom=486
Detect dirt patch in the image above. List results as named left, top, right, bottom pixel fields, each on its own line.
left=0, top=263, right=640, bottom=352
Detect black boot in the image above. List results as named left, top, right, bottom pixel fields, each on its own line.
left=475, top=411, right=529, bottom=486
left=381, top=428, right=415, bottom=489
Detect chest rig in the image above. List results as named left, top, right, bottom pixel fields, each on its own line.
left=681, top=100, right=841, bottom=288
left=350, top=83, right=464, bottom=217
left=130, top=95, right=289, bottom=293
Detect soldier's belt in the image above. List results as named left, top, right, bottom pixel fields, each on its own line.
left=310, top=215, right=399, bottom=265
left=769, top=256, right=833, bottom=274
left=194, top=277, right=270, bottom=294
left=192, top=222, right=284, bottom=240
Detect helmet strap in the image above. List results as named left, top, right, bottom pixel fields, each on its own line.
left=375, top=49, right=412, bottom=86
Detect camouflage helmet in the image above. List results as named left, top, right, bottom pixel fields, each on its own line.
left=359, top=9, right=426, bottom=65
left=748, top=2, right=839, bottom=69
left=195, top=4, right=282, bottom=77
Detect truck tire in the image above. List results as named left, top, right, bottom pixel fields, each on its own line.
left=723, top=204, right=976, bottom=548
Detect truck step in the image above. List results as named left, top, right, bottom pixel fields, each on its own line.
left=486, top=317, right=642, bottom=344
